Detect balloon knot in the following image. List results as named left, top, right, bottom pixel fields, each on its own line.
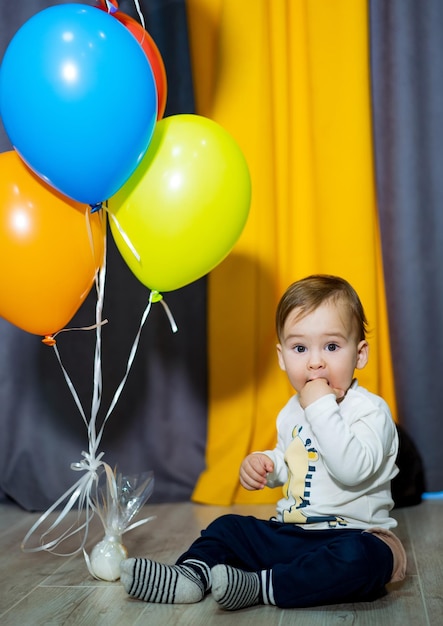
left=71, top=450, right=105, bottom=475
left=150, top=290, right=163, bottom=303
left=105, top=1, right=119, bottom=14
left=42, top=335, right=56, bottom=346
left=90, top=202, right=103, bottom=213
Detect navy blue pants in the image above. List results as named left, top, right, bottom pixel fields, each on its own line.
left=176, top=514, right=394, bottom=608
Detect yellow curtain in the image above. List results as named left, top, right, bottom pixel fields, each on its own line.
left=187, top=0, right=397, bottom=505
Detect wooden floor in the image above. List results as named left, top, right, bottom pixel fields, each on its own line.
left=0, top=499, right=442, bottom=625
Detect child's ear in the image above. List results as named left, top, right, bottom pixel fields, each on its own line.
left=356, top=340, right=369, bottom=369
left=276, top=344, right=286, bottom=371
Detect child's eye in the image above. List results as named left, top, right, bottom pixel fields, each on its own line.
left=326, top=343, right=339, bottom=352
left=294, top=345, right=306, bottom=353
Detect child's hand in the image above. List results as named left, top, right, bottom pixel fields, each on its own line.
left=298, top=378, right=345, bottom=409
left=240, top=453, right=274, bottom=491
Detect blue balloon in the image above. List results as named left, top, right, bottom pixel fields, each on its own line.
left=0, top=4, right=157, bottom=204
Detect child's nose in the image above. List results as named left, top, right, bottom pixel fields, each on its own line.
left=308, top=351, right=325, bottom=369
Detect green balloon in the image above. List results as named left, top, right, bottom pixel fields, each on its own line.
left=107, top=114, right=251, bottom=292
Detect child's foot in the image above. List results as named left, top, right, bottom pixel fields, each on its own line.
left=211, top=564, right=260, bottom=610
left=121, top=558, right=206, bottom=603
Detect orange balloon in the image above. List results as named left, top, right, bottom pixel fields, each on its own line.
left=0, top=151, right=105, bottom=337
left=97, top=1, right=167, bottom=119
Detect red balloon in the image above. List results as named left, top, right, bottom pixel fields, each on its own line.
left=97, top=1, right=167, bottom=119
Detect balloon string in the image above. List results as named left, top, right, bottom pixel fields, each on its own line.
left=86, top=204, right=106, bottom=298
left=52, top=343, right=87, bottom=429
left=97, top=290, right=158, bottom=435
left=103, top=1, right=147, bottom=55
left=22, top=453, right=104, bottom=555
left=22, top=221, right=178, bottom=558
left=91, top=224, right=107, bottom=436
left=23, top=225, right=109, bottom=554
left=156, top=294, right=179, bottom=334
left=58, top=321, right=109, bottom=334
left=107, top=212, right=140, bottom=262
left=99, top=291, right=178, bottom=441
left=132, top=0, right=146, bottom=31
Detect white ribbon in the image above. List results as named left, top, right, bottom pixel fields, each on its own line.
left=103, top=1, right=147, bottom=58
left=107, top=212, right=140, bottom=262
left=21, top=452, right=104, bottom=555
left=132, top=0, right=146, bottom=31
left=22, top=210, right=177, bottom=560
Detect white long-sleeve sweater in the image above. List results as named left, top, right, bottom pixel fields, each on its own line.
left=262, top=380, right=399, bottom=530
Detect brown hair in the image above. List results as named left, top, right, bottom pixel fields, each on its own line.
left=276, top=275, right=368, bottom=342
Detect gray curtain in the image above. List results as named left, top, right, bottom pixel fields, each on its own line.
left=0, top=0, right=208, bottom=510
left=370, top=0, right=443, bottom=492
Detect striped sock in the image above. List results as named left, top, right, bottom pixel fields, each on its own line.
left=211, top=564, right=261, bottom=610
left=120, top=558, right=206, bottom=603
left=181, top=558, right=212, bottom=591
